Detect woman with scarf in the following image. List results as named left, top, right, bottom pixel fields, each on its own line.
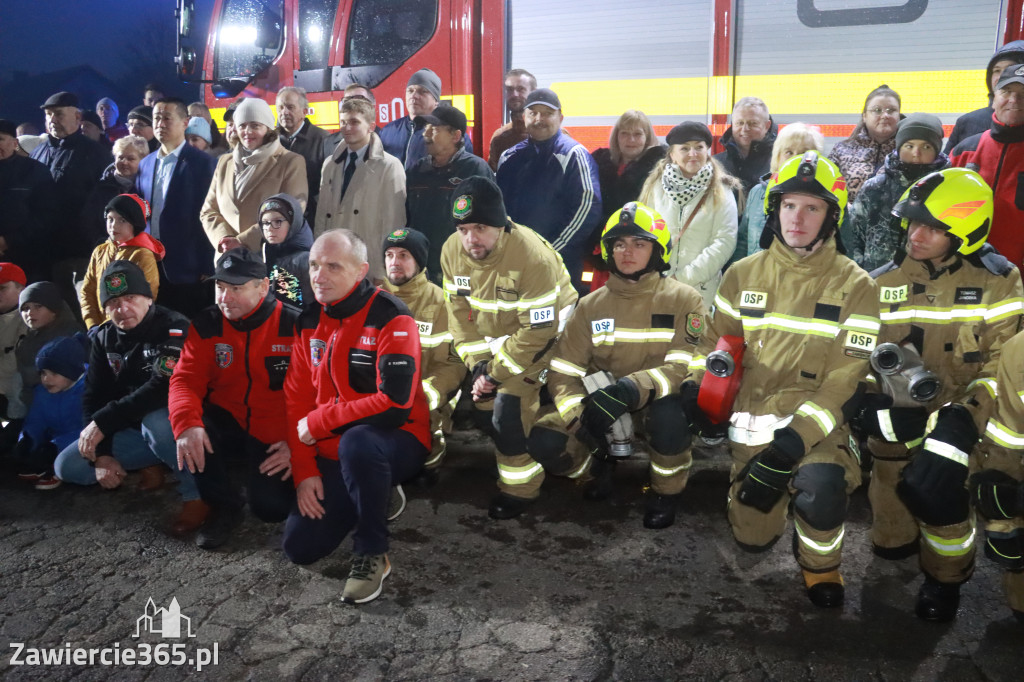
left=845, top=113, right=949, bottom=272
left=200, top=98, right=307, bottom=256
left=639, top=122, right=741, bottom=307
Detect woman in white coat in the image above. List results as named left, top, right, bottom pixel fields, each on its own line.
left=640, top=122, right=741, bottom=307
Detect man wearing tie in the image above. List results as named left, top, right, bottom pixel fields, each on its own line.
left=314, top=97, right=405, bottom=285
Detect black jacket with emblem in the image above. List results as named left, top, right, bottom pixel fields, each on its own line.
left=84, top=304, right=189, bottom=452
left=406, top=147, right=494, bottom=283
left=870, top=245, right=1024, bottom=430
left=169, top=293, right=299, bottom=444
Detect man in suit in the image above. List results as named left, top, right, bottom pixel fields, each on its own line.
left=315, top=97, right=405, bottom=285
left=135, top=97, right=217, bottom=318
left=276, top=87, right=328, bottom=230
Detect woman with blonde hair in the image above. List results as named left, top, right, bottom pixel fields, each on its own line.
left=639, top=122, right=740, bottom=307
left=731, top=122, right=824, bottom=263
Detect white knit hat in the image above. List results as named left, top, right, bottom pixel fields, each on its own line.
left=233, top=98, right=275, bottom=129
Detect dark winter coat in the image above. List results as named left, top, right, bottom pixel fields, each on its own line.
left=592, top=145, right=666, bottom=224
left=0, top=154, right=58, bottom=281
left=278, top=118, right=329, bottom=229
left=712, top=121, right=778, bottom=192
left=845, top=149, right=950, bottom=272
left=945, top=40, right=1024, bottom=154
left=260, top=192, right=313, bottom=308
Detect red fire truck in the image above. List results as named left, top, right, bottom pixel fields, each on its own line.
left=176, top=0, right=1024, bottom=152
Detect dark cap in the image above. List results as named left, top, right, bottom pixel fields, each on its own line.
left=382, top=228, right=430, bottom=272
left=105, top=194, right=151, bottom=235
left=223, top=99, right=242, bottom=123
left=41, top=91, right=79, bottom=109
left=99, top=260, right=152, bottom=307
left=420, top=103, right=467, bottom=135
left=211, top=247, right=266, bottom=285
left=525, top=88, right=561, bottom=111
left=997, top=62, right=1024, bottom=90
left=35, top=334, right=88, bottom=381
left=258, top=197, right=294, bottom=226
left=407, top=68, right=441, bottom=101
left=451, top=176, right=508, bottom=228
left=0, top=119, right=16, bottom=138
left=81, top=109, right=103, bottom=129
left=127, top=105, right=153, bottom=125
left=895, top=113, right=944, bottom=154
left=666, top=121, right=713, bottom=147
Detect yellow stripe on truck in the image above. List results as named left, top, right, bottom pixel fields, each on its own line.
left=551, top=70, right=985, bottom=117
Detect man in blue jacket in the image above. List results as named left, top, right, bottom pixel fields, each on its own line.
left=378, top=68, right=473, bottom=170
left=495, top=88, right=601, bottom=295
left=135, top=97, right=217, bottom=317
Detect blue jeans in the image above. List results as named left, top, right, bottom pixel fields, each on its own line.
left=282, top=425, right=426, bottom=564
left=54, top=408, right=199, bottom=501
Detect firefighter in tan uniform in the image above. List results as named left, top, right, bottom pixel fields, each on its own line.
left=855, top=168, right=1024, bottom=621
left=535, top=202, right=705, bottom=529
left=687, top=152, right=879, bottom=608
left=380, top=227, right=467, bottom=475
left=972, top=330, right=1024, bottom=625
left=441, top=176, right=579, bottom=519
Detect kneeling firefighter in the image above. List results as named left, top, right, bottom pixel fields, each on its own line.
left=854, top=167, right=1024, bottom=622
left=686, top=151, right=880, bottom=608
left=535, top=202, right=705, bottom=528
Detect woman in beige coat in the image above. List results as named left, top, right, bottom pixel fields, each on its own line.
left=201, top=98, right=307, bottom=254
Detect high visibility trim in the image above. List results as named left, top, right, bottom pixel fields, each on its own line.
left=665, top=350, right=693, bottom=364
left=549, top=357, right=588, bottom=378
left=842, top=315, right=882, bottom=333
left=796, top=400, right=837, bottom=436
left=729, top=413, right=794, bottom=447
left=742, top=313, right=840, bottom=338
left=689, top=356, right=707, bottom=370
left=420, top=331, right=452, bottom=348
left=592, top=328, right=676, bottom=346
left=880, top=299, right=1024, bottom=324
left=567, top=454, right=591, bottom=479
left=422, top=379, right=441, bottom=411
left=649, top=368, right=671, bottom=398
left=495, top=347, right=525, bottom=375
left=651, top=460, right=693, bottom=476
left=463, top=290, right=560, bottom=313
left=558, top=303, right=575, bottom=333
left=714, top=294, right=740, bottom=320
left=985, top=419, right=1024, bottom=449
left=794, top=520, right=845, bottom=555
left=865, top=373, right=878, bottom=384
left=455, top=339, right=491, bottom=361
left=921, top=527, right=975, bottom=556
left=923, top=438, right=970, bottom=467
left=555, top=394, right=585, bottom=419
left=879, top=409, right=898, bottom=443
left=497, top=461, right=544, bottom=484
left=968, top=377, right=997, bottom=399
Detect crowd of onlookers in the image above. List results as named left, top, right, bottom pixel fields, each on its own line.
left=1, top=36, right=1024, bottom=607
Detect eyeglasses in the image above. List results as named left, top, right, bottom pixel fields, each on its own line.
left=260, top=218, right=288, bottom=229
left=867, top=107, right=898, bottom=116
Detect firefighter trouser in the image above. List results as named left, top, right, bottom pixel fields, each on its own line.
left=473, top=370, right=546, bottom=499
left=530, top=393, right=693, bottom=495
left=869, top=438, right=976, bottom=583
left=425, top=399, right=455, bottom=470
left=729, top=425, right=861, bottom=573
left=975, top=450, right=1024, bottom=612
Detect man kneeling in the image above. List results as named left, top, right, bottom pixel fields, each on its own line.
left=283, top=229, right=430, bottom=604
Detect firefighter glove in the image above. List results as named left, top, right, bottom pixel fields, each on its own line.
left=969, top=469, right=1024, bottom=520
left=897, top=404, right=977, bottom=526
left=581, top=379, right=638, bottom=440
left=680, top=380, right=728, bottom=440
left=853, top=394, right=928, bottom=442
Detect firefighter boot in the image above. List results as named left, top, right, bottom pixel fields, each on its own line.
left=583, top=458, right=616, bottom=501
left=802, top=568, right=845, bottom=608
left=915, top=574, right=961, bottom=622
left=488, top=492, right=534, bottom=520
left=643, top=492, right=680, bottom=529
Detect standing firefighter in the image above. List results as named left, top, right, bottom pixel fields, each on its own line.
left=538, top=202, right=704, bottom=528
left=857, top=168, right=1023, bottom=621
left=687, top=152, right=879, bottom=608
left=441, top=176, right=579, bottom=519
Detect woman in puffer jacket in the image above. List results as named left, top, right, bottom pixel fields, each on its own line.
left=639, top=122, right=741, bottom=307
left=845, top=113, right=949, bottom=272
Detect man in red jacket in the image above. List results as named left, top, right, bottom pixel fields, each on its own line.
left=283, top=229, right=430, bottom=604
left=171, top=248, right=299, bottom=549
left=951, top=63, right=1024, bottom=268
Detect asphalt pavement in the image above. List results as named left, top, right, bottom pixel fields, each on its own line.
left=1, top=431, right=1023, bottom=681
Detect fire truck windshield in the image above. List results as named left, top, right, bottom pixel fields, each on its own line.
left=213, top=0, right=285, bottom=83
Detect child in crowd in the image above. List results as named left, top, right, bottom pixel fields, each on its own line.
left=259, top=193, right=313, bottom=307
left=15, top=335, right=88, bottom=489
left=15, top=282, right=83, bottom=413
left=0, top=263, right=28, bottom=452
left=80, top=194, right=165, bottom=329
